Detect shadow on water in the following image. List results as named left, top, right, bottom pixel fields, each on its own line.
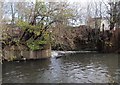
left=2, top=53, right=120, bottom=83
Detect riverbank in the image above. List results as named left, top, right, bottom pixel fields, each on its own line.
left=2, top=50, right=119, bottom=62
left=2, top=48, right=51, bottom=61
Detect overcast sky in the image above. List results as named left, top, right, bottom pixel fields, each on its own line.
left=3, top=0, right=108, bottom=2
left=2, top=0, right=120, bottom=3
left=2, top=0, right=110, bottom=26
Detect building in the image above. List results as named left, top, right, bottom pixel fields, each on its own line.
left=87, top=17, right=101, bottom=29
left=87, top=17, right=110, bottom=31
left=100, top=18, right=110, bottom=31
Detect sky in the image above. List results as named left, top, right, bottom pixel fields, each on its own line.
left=2, top=0, right=108, bottom=2
left=2, top=0, right=109, bottom=26
left=2, top=0, right=116, bottom=26
left=2, top=0, right=120, bottom=3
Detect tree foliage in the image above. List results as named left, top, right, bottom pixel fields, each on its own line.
left=1, top=1, right=74, bottom=51
left=107, top=1, right=120, bottom=29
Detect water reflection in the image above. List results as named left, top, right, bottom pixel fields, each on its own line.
left=2, top=53, right=120, bottom=83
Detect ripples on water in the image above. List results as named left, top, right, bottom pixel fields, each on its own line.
left=2, top=53, right=120, bottom=83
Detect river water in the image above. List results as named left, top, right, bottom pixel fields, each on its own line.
left=2, top=53, right=120, bottom=83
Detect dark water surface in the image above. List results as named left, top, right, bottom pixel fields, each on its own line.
left=2, top=53, right=120, bottom=83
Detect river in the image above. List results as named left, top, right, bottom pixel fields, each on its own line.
left=2, top=52, right=120, bottom=83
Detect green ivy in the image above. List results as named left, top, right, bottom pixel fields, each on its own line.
left=26, top=33, right=50, bottom=51
left=27, top=40, right=47, bottom=51
left=17, top=20, right=29, bottom=30
left=16, top=20, right=51, bottom=51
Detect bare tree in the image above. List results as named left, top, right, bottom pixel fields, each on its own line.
left=109, top=1, right=120, bottom=29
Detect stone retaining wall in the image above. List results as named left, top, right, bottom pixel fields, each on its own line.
left=3, top=45, right=51, bottom=61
